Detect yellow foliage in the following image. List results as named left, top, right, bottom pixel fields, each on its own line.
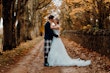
left=82, top=24, right=92, bottom=30
left=39, top=25, right=44, bottom=34
left=82, top=26, right=88, bottom=30
left=87, top=24, right=92, bottom=29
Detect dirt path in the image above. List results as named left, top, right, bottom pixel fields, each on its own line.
left=6, top=38, right=110, bottom=73
left=6, top=40, right=44, bottom=73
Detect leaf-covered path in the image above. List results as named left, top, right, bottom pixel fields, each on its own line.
left=6, top=37, right=110, bottom=73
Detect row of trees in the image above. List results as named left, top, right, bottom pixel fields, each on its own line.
left=60, top=0, right=110, bottom=30
left=1, top=0, right=52, bottom=51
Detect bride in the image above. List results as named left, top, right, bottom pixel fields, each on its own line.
left=48, top=18, right=91, bottom=66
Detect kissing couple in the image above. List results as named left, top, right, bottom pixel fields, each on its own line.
left=44, top=15, right=91, bottom=67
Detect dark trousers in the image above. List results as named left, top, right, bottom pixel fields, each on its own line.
left=44, top=40, right=52, bottom=63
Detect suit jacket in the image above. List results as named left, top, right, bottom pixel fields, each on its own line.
left=44, top=21, right=58, bottom=40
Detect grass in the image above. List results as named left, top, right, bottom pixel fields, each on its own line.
left=0, top=36, right=43, bottom=72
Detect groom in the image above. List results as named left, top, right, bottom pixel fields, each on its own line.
left=44, top=15, right=58, bottom=66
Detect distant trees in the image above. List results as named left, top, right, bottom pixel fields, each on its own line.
left=2, top=0, right=51, bottom=51
left=60, top=1, right=73, bottom=30
left=91, top=0, right=110, bottom=29
left=60, top=0, right=110, bottom=30
left=2, top=0, right=109, bottom=51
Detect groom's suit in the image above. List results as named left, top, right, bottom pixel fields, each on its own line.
left=44, top=21, right=58, bottom=64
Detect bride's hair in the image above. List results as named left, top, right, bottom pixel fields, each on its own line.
left=55, top=18, right=59, bottom=24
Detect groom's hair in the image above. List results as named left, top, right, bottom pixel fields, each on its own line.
left=48, top=15, right=54, bottom=20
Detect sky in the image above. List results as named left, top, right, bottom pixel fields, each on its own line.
left=50, top=0, right=62, bottom=18
left=52, top=0, right=62, bottom=7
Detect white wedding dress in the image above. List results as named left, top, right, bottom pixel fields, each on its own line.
left=48, top=24, right=91, bottom=66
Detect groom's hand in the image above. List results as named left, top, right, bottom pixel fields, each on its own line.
left=55, top=35, right=59, bottom=38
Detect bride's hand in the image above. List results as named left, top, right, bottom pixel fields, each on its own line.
left=58, top=35, right=61, bottom=38
left=51, top=23, right=59, bottom=30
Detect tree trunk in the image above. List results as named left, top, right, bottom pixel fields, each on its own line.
left=2, top=0, right=13, bottom=51
left=12, top=0, right=17, bottom=48
left=16, top=0, right=28, bottom=44
left=2, top=0, right=17, bottom=51
left=16, top=21, right=20, bottom=45
left=0, top=0, right=2, bottom=18
left=17, top=17, right=27, bottom=44
left=19, top=18, right=27, bottom=42
left=98, top=15, right=104, bottom=29
left=98, top=0, right=104, bottom=29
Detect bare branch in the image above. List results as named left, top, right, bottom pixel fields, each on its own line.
left=36, top=0, right=51, bottom=10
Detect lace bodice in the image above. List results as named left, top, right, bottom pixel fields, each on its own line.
left=51, top=23, right=60, bottom=35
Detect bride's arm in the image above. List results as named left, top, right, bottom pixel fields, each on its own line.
left=50, top=23, right=60, bottom=30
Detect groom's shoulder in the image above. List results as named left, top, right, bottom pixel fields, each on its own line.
left=46, top=21, right=50, bottom=24
left=45, top=21, right=50, bottom=25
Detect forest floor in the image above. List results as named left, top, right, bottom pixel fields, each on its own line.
left=0, top=37, right=110, bottom=73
